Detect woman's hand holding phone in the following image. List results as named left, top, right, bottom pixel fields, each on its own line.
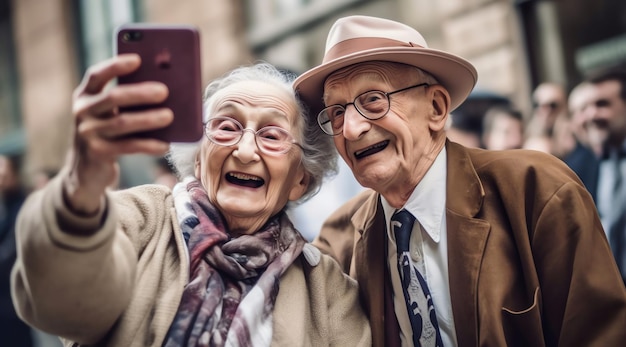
left=63, top=54, right=173, bottom=216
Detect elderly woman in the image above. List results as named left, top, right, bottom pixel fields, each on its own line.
left=10, top=55, right=370, bottom=346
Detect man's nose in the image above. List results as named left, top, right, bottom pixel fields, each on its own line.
left=342, top=105, right=371, bottom=140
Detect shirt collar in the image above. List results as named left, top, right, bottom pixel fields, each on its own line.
left=382, top=148, right=447, bottom=243
left=601, top=140, right=626, bottom=160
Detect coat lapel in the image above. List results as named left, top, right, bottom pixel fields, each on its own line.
left=446, top=141, right=490, bottom=347
left=351, top=191, right=393, bottom=347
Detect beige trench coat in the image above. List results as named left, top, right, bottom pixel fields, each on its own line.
left=11, top=175, right=371, bottom=346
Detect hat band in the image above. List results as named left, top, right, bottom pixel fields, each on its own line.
left=323, top=37, right=424, bottom=63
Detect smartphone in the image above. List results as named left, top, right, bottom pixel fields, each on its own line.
left=115, top=24, right=203, bottom=142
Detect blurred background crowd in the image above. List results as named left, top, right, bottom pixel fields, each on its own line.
left=1, top=0, right=625, bottom=345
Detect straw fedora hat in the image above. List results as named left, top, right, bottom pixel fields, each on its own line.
left=294, top=15, right=478, bottom=116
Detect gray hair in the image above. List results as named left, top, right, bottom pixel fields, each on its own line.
left=410, top=66, right=439, bottom=87
left=168, top=62, right=338, bottom=204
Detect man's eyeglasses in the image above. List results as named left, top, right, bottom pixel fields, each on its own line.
left=204, top=116, right=303, bottom=155
left=317, top=83, right=429, bottom=136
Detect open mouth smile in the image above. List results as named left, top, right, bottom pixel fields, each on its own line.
left=354, top=140, right=389, bottom=160
left=226, top=172, right=265, bottom=188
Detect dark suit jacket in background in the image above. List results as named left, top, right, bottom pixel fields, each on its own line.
left=564, top=141, right=626, bottom=284
left=314, top=141, right=626, bottom=347
left=563, top=140, right=599, bottom=201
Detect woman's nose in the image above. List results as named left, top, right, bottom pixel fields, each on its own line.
left=233, top=131, right=261, bottom=163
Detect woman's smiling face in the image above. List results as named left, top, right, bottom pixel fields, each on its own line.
left=194, top=81, right=308, bottom=235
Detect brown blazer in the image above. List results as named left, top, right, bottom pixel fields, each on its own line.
left=314, top=141, right=626, bottom=347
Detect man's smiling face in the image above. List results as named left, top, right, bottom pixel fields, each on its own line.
left=322, top=62, right=448, bottom=205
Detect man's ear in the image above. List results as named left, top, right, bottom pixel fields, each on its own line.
left=288, top=167, right=310, bottom=201
left=429, top=85, right=451, bottom=132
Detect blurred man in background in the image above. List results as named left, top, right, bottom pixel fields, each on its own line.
left=581, top=68, right=626, bottom=285
left=481, top=106, right=524, bottom=150
left=0, top=154, right=34, bottom=347
left=524, top=82, right=571, bottom=156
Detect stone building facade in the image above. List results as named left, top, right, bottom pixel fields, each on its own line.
left=2, top=0, right=625, bottom=193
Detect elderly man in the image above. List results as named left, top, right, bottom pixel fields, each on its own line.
left=294, top=15, right=626, bottom=347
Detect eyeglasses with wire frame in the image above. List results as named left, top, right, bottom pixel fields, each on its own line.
left=204, top=116, right=303, bottom=155
left=317, top=83, right=430, bottom=135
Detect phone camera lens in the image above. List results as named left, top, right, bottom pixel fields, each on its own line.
left=122, top=31, right=143, bottom=42
left=131, top=31, right=142, bottom=41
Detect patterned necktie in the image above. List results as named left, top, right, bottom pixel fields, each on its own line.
left=392, top=209, right=444, bottom=347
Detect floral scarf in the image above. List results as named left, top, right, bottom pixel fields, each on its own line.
left=163, top=177, right=306, bottom=347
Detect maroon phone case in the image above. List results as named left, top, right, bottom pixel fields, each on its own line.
left=116, top=24, right=203, bottom=142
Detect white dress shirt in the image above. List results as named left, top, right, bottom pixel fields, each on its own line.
left=382, top=148, right=458, bottom=347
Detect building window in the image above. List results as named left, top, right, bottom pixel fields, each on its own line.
left=75, top=0, right=139, bottom=71
left=0, top=0, right=24, bottom=154
left=517, top=0, right=626, bottom=88
left=245, top=0, right=366, bottom=52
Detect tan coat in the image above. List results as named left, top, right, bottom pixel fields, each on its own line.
left=314, top=141, right=626, bottom=347
left=11, top=176, right=371, bottom=346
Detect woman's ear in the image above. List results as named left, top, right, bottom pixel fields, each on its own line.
left=429, top=85, right=451, bottom=132
left=193, top=151, right=201, bottom=179
left=288, top=167, right=310, bottom=201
